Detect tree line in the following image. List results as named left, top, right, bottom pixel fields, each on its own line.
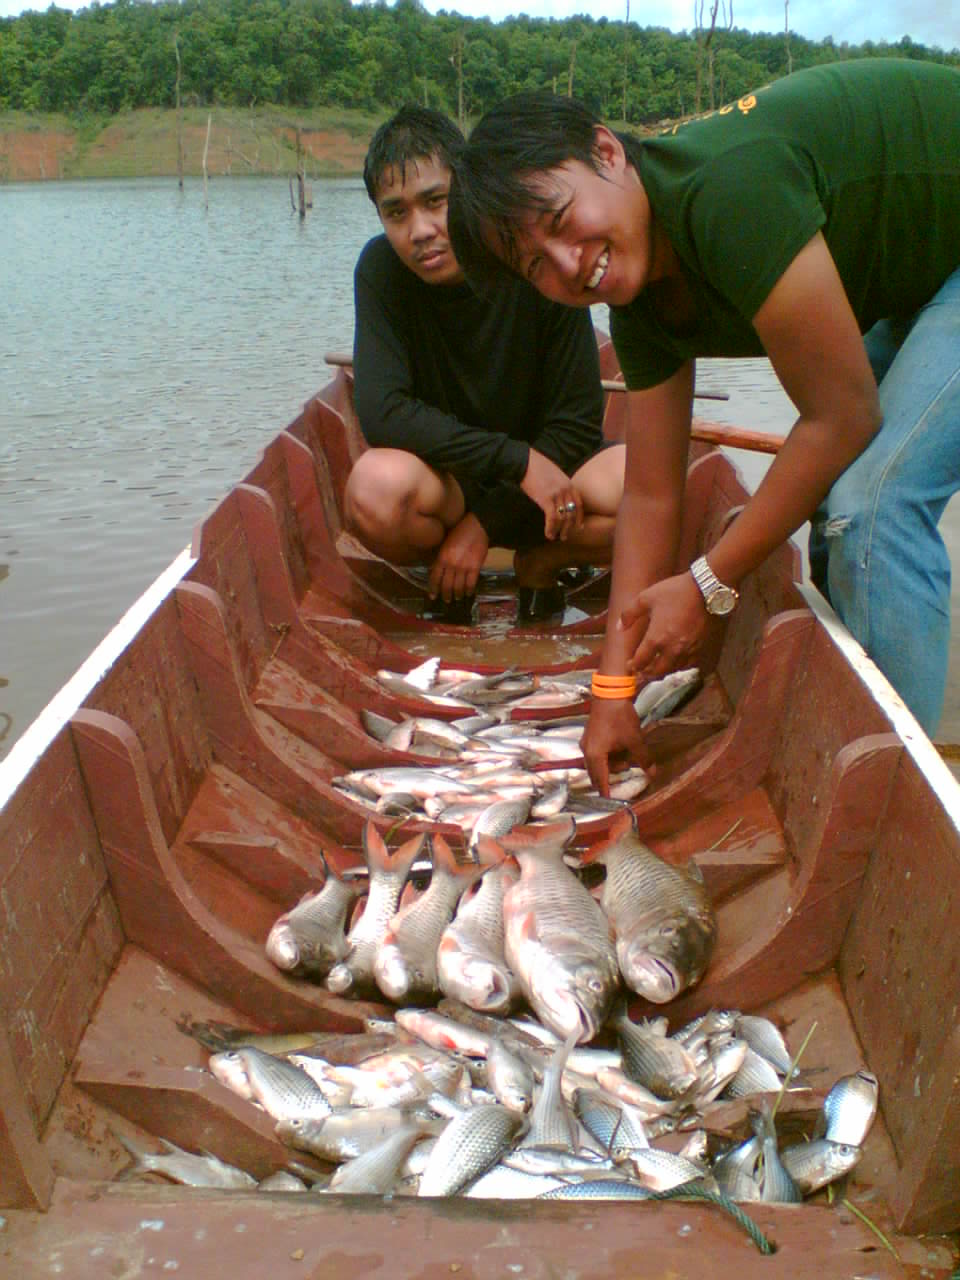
left=1, top=0, right=957, bottom=125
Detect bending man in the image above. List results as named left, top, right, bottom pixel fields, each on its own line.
left=448, top=59, right=960, bottom=780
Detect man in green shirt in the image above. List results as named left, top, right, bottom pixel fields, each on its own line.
left=449, top=58, right=960, bottom=787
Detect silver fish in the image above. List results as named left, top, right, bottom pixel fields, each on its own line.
left=714, top=1136, right=763, bottom=1202
left=724, top=1046, right=784, bottom=1098
left=486, top=1039, right=536, bottom=1114
left=582, top=811, right=716, bottom=1003
left=822, top=1069, right=879, bottom=1147
left=211, top=1046, right=333, bottom=1123
left=257, top=1170, right=309, bottom=1192
left=752, top=1103, right=802, bottom=1203
left=264, top=873, right=359, bottom=977
left=573, top=1089, right=650, bottom=1155
left=780, top=1138, right=862, bottom=1195
left=116, top=1133, right=257, bottom=1189
left=436, top=856, right=521, bottom=1014
left=276, top=1106, right=421, bottom=1162
left=325, top=1124, right=431, bottom=1195
left=326, top=825, right=426, bottom=995
left=630, top=1147, right=712, bottom=1192
left=418, top=1103, right=522, bottom=1197
left=340, top=767, right=480, bottom=801
left=499, top=817, right=621, bottom=1043
left=611, top=1007, right=699, bottom=1101
left=633, top=668, right=702, bottom=725
left=375, top=835, right=485, bottom=1003
left=537, top=1179, right=654, bottom=1200
left=468, top=796, right=532, bottom=856
left=519, top=1031, right=579, bottom=1150
left=734, top=1014, right=795, bottom=1077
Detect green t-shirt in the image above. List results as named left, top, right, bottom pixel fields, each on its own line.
left=610, top=58, right=960, bottom=389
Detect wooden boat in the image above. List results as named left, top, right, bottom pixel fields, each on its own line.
left=1, top=335, right=958, bottom=1278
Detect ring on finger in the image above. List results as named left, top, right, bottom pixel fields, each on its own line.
left=556, top=505, right=565, bottom=517
left=565, top=500, right=576, bottom=512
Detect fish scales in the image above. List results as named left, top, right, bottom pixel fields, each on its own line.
left=418, top=1103, right=521, bottom=1197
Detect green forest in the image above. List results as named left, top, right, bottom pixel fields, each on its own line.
left=1, top=0, right=958, bottom=126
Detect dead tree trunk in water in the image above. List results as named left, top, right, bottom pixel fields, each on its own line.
left=296, top=127, right=306, bottom=219
left=202, top=113, right=211, bottom=209
left=173, top=32, right=184, bottom=189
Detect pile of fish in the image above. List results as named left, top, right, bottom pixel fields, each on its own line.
left=127, top=1000, right=877, bottom=1206
left=265, top=812, right=717, bottom=1034
left=337, top=662, right=704, bottom=832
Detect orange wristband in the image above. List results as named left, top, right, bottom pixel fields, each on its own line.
left=591, top=674, right=638, bottom=699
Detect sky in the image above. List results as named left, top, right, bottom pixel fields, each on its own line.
left=0, top=0, right=956, bottom=53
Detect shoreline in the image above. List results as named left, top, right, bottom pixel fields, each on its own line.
left=0, top=106, right=380, bottom=183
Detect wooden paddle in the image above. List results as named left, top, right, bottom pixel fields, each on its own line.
left=322, top=353, right=786, bottom=456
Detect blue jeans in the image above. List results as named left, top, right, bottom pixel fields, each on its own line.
left=808, top=264, right=960, bottom=736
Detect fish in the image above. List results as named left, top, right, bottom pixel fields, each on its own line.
left=394, top=1008, right=494, bottom=1059
left=374, top=835, right=486, bottom=1003
left=257, top=1170, right=310, bottom=1192
left=713, top=1135, right=763, bottom=1201
left=325, top=1123, right=433, bottom=1195
left=580, top=810, right=716, bottom=1003
left=573, top=1089, right=650, bottom=1156
left=518, top=1031, right=579, bottom=1150
left=115, top=1133, right=257, bottom=1189
left=633, top=668, right=702, bottom=725
left=264, top=872, right=360, bottom=978
left=537, top=1179, right=655, bottom=1200
left=418, top=1103, right=522, bottom=1197
left=611, top=1006, right=699, bottom=1101
left=779, top=1138, right=862, bottom=1195
left=496, top=817, right=621, bottom=1044
left=325, top=825, right=426, bottom=996
left=468, top=796, right=532, bottom=858
left=436, top=854, right=521, bottom=1014
left=339, top=767, right=480, bottom=801
left=276, top=1107, right=423, bottom=1162
left=751, top=1103, right=802, bottom=1203
left=485, top=1040, right=536, bottom=1114
left=210, top=1046, right=333, bottom=1123
left=821, top=1069, right=879, bottom=1147
left=629, top=1147, right=713, bottom=1192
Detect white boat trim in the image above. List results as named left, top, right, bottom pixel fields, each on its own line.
left=0, top=546, right=197, bottom=811
left=798, top=582, right=960, bottom=824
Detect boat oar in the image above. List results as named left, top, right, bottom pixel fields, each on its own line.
left=322, top=354, right=786, bottom=456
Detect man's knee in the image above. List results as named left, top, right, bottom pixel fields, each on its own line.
left=343, top=453, right=414, bottom=541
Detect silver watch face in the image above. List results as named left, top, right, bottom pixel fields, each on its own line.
left=706, top=585, right=738, bottom=616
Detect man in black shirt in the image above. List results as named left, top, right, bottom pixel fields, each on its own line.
left=345, top=105, right=624, bottom=623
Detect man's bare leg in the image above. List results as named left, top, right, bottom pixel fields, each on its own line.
left=343, top=448, right=465, bottom=563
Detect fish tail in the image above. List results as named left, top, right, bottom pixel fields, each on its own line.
left=498, top=815, right=577, bottom=856
left=579, top=808, right=637, bottom=869
left=431, top=832, right=487, bottom=886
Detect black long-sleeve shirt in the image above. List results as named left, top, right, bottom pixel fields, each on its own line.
left=352, top=235, right=604, bottom=546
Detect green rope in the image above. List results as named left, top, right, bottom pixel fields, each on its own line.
left=646, top=1180, right=776, bottom=1255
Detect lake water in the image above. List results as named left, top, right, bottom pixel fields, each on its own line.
left=3, top=176, right=960, bottom=761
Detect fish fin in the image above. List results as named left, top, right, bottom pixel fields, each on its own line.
left=474, top=833, right=507, bottom=866
left=431, top=832, right=486, bottom=885
left=393, top=830, right=429, bottom=875
left=686, top=856, right=706, bottom=885
left=361, top=820, right=391, bottom=872
left=515, top=909, right=540, bottom=944
left=498, top=815, right=577, bottom=855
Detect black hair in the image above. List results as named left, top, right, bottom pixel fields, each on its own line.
left=448, top=92, right=642, bottom=295
left=363, top=105, right=464, bottom=205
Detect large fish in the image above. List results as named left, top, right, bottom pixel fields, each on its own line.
left=581, top=810, right=716, bottom=1003
left=495, top=817, right=621, bottom=1044
left=325, top=825, right=426, bottom=996
left=264, top=872, right=360, bottom=978
left=436, top=850, right=521, bottom=1014
left=374, top=834, right=486, bottom=1003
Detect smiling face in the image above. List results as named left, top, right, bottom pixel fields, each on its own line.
left=500, top=127, right=667, bottom=308
left=375, top=154, right=465, bottom=287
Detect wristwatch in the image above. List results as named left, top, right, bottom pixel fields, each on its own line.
left=690, top=555, right=739, bottom=616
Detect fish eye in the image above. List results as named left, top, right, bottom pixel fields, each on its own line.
left=660, top=923, right=677, bottom=937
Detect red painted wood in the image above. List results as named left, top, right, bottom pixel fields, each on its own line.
left=0, top=1026, right=54, bottom=1210
left=0, top=1179, right=921, bottom=1279
left=629, top=611, right=817, bottom=838
left=68, top=710, right=371, bottom=1031
left=652, top=732, right=902, bottom=1025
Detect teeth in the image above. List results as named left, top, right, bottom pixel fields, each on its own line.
left=586, top=250, right=609, bottom=290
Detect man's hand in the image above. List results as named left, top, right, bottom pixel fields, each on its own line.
left=581, top=697, right=651, bottom=796
left=618, top=571, right=711, bottom=681
left=521, top=448, right=583, bottom=541
left=429, top=512, right=490, bottom=602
